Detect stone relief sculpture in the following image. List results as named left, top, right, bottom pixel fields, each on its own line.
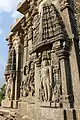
left=51, top=52, right=61, bottom=105
left=40, top=59, right=52, bottom=102
left=52, top=84, right=61, bottom=105
left=28, top=62, right=35, bottom=96
left=21, top=61, right=35, bottom=98
left=22, top=81, right=28, bottom=97
left=20, top=80, right=29, bottom=97
left=20, top=65, right=29, bottom=97
left=5, top=74, right=13, bottom=100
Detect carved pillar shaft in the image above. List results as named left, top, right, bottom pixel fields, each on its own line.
left=60, top=59, right=68, bottom=92
left=15, top=43, right=21, bottom=102
left=22, top=34, right=28, bottom=83
left=10, top=74, right=14, bottom=100
left=24, top=37, right=28, bottom=62
left=53, top=68, right=60, bottom=85
left=35, top=58, right=41, bottom=103
left=58, top=51, right=70, bottom=108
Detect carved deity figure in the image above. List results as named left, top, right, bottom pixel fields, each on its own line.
left=5, top=74, right=13, bottom=100
left=52, top=84, right=61, bottom=104
left=23, top=81, right=29, bottom=97
left=22, top=62, right=35, bottom=97
left=21, top=66, right=29, bottom=97
left=41, top=60, right=52, bottom=102
left=28, top=62, right=35, bottom=96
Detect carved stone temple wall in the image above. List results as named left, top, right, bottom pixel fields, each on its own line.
left=1, top=0, right=80, bottom=120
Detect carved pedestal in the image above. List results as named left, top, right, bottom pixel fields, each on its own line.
left=1, top=99, right=13, bottom=108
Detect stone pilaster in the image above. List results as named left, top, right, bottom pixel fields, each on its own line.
left=69, top=39, right=80, bottom=108
left=21, top=19, right=29, bottom=83
left=53, top=40, right=71, bottom=108
left=58, top=50, right=71, bottom=108
left=34, top=56, right=41, bottom=103
left=13, top=36, right=22, bottom=108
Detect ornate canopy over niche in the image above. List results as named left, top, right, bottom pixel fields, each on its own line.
left=32, top=0, right=68, bottom=53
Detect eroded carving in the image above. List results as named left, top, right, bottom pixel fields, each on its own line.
left=5, top=74, right=13, bottom=100
left=40, top=59, right=52, bottom=102
left=21, top=61, right=35, bottom=98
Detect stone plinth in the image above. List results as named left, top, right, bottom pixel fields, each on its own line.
left=1, top=99, right=12, bottom=108
left=18, top=101, right=80, bottom=120
left=13, top=100, right=19, bottom=109
left=18, top=102, right=35, bottom=119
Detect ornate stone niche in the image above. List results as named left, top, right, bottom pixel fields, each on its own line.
left=20, top=60, right=35, bottom=99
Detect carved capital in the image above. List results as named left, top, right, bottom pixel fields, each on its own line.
left=52, top=40, right=70, bottom=59
left=56, top=49, right=69, bottom=60
left=60, top=0, right=74, bottom=12
left=35, top=58, right=41, bottom=67
left=59, top=0, right=69, bottom=11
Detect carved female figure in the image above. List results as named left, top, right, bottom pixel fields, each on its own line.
left=5, top=74, right=13, bottom=100
left=41, top=59, right=52, bottom=102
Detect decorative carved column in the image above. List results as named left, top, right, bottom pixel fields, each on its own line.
left=21, top=17, right=28, bottom=62
left=5, top=38, right=13, bottom=74
left=53, top=40, right=72, bottom=108
left=27, top=21, right=33, bottom=58
left=5, top=39, right=13, bottom=100
left=13, top=34, right=22, bottom=108
left=2, top=35, right=15, bottom=107
left=21, top=19, right=28, bottom=85
left=59, top=53, right=70, bottom=108
left=34, top=54, right=41, bottom=103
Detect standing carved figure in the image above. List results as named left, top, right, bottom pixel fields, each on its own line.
left=22, top=81, right=29, bottom=97
left=41, top=60, right=52, bottom=102
left=28, top=62, right=35, bottom=96
left=5, top=74, right=13, bottom=100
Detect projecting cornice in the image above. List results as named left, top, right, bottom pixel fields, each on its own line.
left=10, top=16, right=25, bottom=32
left=6, top=32, right=14, bottom=41
left=17, top=0, right=30, bottom=15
